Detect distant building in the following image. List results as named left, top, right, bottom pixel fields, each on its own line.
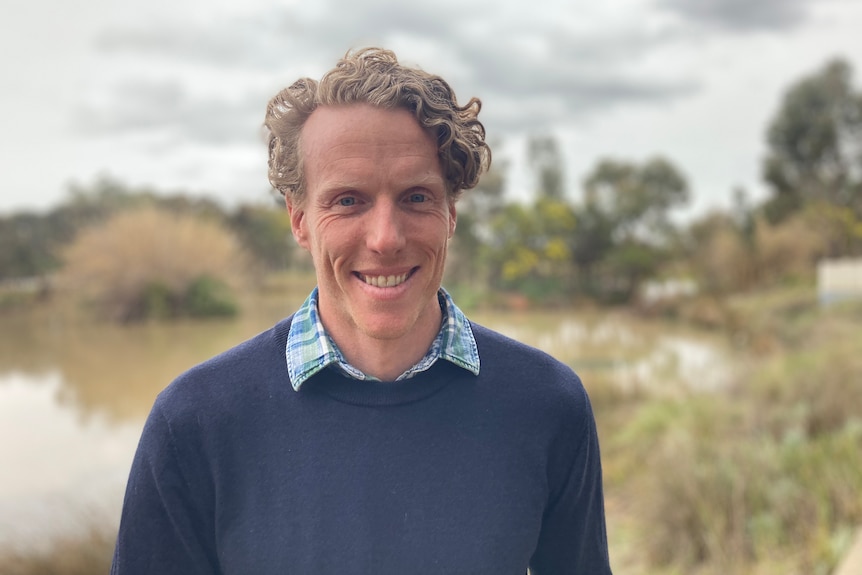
left=639, top=278, right=698, bottom=304
left=817, top=258, right=862, bottom=306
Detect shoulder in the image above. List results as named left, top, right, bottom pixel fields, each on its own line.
left=154, top=316, right=294, bottom=422
left=470, top=321, right=583, bottom=384
left=469, top=321, right=590, bottom=414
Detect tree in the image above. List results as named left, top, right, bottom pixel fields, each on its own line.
left=569, top=203, right=615, bottom=295
left=579, top=157, right=689, bottom=300
left=0, top=213, right=60, bottom=280
left=583, top=156, right=689, bottom=243
left=527, top=135, right=565, bottom=200
left=684, top=210, right=755, bottom=294
left=486, top=197, right=578, bottom=301
left=762, top=58, right=862, bottom=222
left=446, top=144, right=508, bottom=289
left=228, top=203, right=295, bottom=271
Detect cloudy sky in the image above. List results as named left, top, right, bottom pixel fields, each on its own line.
left=2, top=0, right=862, bottom=217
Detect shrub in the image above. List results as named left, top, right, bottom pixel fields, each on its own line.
left=622, top=341, right=862, bottom=574
left=184, top=275, right=238, bottom=318
left=754, top=215, right=825, bottom=285
left=59, top=207, right=247, bottom=321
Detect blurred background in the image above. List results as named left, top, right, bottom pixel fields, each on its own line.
left=1, top=0, right=862, bottom=573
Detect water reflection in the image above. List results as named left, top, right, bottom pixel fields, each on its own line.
left=0, top=294, right=299, bottom=424
left=470, top=310, right=731, bottom=393
left=0, top=293, right=300, bottom=545
left=0, top=371, right=139, bottom=545
left=0, top=301, right=732, bottom=545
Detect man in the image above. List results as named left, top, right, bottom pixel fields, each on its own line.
left=112, top=47, right=612, bottom=574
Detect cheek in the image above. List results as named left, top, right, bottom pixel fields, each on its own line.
left=311, top=218, right=357, bottom=258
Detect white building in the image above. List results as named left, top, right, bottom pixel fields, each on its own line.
left=817, top=258, right=862, bottom=306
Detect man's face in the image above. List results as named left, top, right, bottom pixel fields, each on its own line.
left=288, top=104, right=456, bottom=348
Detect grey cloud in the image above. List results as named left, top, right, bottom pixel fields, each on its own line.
left=92, top=0, right=466, bottom=70
left=95, top=17, right=296, bottom=70
left=440, top=24, right=697, bottom=131
left=658, top=0, right=813, bottom=31
left=86, top=0, right=699, bottom=137
left=479, top=77, right=698, bottom=134
left=76, top=80, right=266, bottom=145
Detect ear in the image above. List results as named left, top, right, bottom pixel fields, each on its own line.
left=286, top=195, right=310, bottom=250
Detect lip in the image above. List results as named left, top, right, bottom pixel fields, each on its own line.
left=353, top=267, right=418, bottom=290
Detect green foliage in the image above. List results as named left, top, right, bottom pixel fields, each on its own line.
left=486, top=197, right=578, bottom=301
left=446, top=145, right=508, bottom=289
left=4, top=58, right=859, bottom=311
left=140, top=281, right=174, bottom=320
left=601, top=241, right=665, bottom=302
left=0, top=177, right=296, bottom=285
left=0, top=212, right=61, bottom=280
left=680, top=208, right=766, bottom=295
left=583, top=156, right=689, bottom=243
left=576, top=157, right=688, bottom=300
left=763, top=58, right=862, bottom=223
left=568, top=204, right=616, bottom=295
left=622, top=395, right=862, bottom=573
left=527, top=134, right=565, bottom=200
left=799, top=200, right=862, bottom=257
left=612, top=298, right=862, bottom=574
left=125, top=276, right=238, bottom=320
left=227, top=202, right=295, bottom=271
left=184, top=275, right=239, bottom=318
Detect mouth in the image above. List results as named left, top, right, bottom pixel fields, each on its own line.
left=356, top=268, right=416, bottom=288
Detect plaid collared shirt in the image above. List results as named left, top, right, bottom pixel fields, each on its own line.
left=285, top=287, right=480, bottom=390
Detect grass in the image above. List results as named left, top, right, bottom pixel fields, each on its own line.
left=0, top=527, right=115, bottom=575
left=601, top=286, right=862, bottom=574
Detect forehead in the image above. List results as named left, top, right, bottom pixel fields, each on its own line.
left=300, top=104, right=440, bottom=175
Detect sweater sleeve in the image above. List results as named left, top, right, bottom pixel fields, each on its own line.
left=529, top=385, right=613, bottom=575
left=111, top=400, right=220, bottom=575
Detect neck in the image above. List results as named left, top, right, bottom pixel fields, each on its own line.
left=343, top=338, right=434, bottom=381
left=325, top=308, right=442, bottom=382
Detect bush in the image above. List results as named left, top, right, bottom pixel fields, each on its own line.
left=59, top=207, right=247, bottom=321
left=620, top=340, right=862, bottom=574
left=754, top=214, right=825, bottom=286
left=184, top=275, right=238, bottom=318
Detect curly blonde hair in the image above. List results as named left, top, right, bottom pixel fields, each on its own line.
left=264, top=47, right=491, bottom=201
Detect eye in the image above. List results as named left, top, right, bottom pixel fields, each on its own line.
left=408, top=192, right=427, bottom=203
left=338, top=196, right=356, bottom=207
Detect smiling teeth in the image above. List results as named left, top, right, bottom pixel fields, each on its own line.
left=361, top=273, right=409, bottom=288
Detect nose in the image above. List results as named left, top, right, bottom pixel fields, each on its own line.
left=365, top=200, right=406, bottom=254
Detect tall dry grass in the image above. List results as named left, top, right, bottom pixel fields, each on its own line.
left=685, top=204, right=853, bottom=298
left=58, top=207, right=249, bottom=321
left=612, top=293, right=862, bottom=575
left=0, top=528, right=115, bottom=575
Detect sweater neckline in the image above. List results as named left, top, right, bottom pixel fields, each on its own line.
left=302, top=361, right=465, bottom=407
left=273, top=315, right=471, bottom=407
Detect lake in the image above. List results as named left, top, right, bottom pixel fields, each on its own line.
left=0, top=289, right=732, bottom=548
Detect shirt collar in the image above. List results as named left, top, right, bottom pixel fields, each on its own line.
left=285, top=287, right=480, bottom=391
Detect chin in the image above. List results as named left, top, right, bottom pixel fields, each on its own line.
left=357, top=317, right=415, bottom=341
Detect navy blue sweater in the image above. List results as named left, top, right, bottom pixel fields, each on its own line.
left=111, top=317, right=612, bottom=574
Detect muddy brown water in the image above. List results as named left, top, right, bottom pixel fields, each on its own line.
left=0, top=293, right=732, bottom=546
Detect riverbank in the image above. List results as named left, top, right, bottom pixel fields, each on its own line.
left=607, top=285, right=862, bottom=574
left=1, top=284, right=859, bottom=574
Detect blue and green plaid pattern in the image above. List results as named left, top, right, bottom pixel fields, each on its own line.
left=286, top=287, right=480, bottom=390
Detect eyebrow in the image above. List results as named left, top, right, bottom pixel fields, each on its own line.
left=318, top=172, right=445, bottom=192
